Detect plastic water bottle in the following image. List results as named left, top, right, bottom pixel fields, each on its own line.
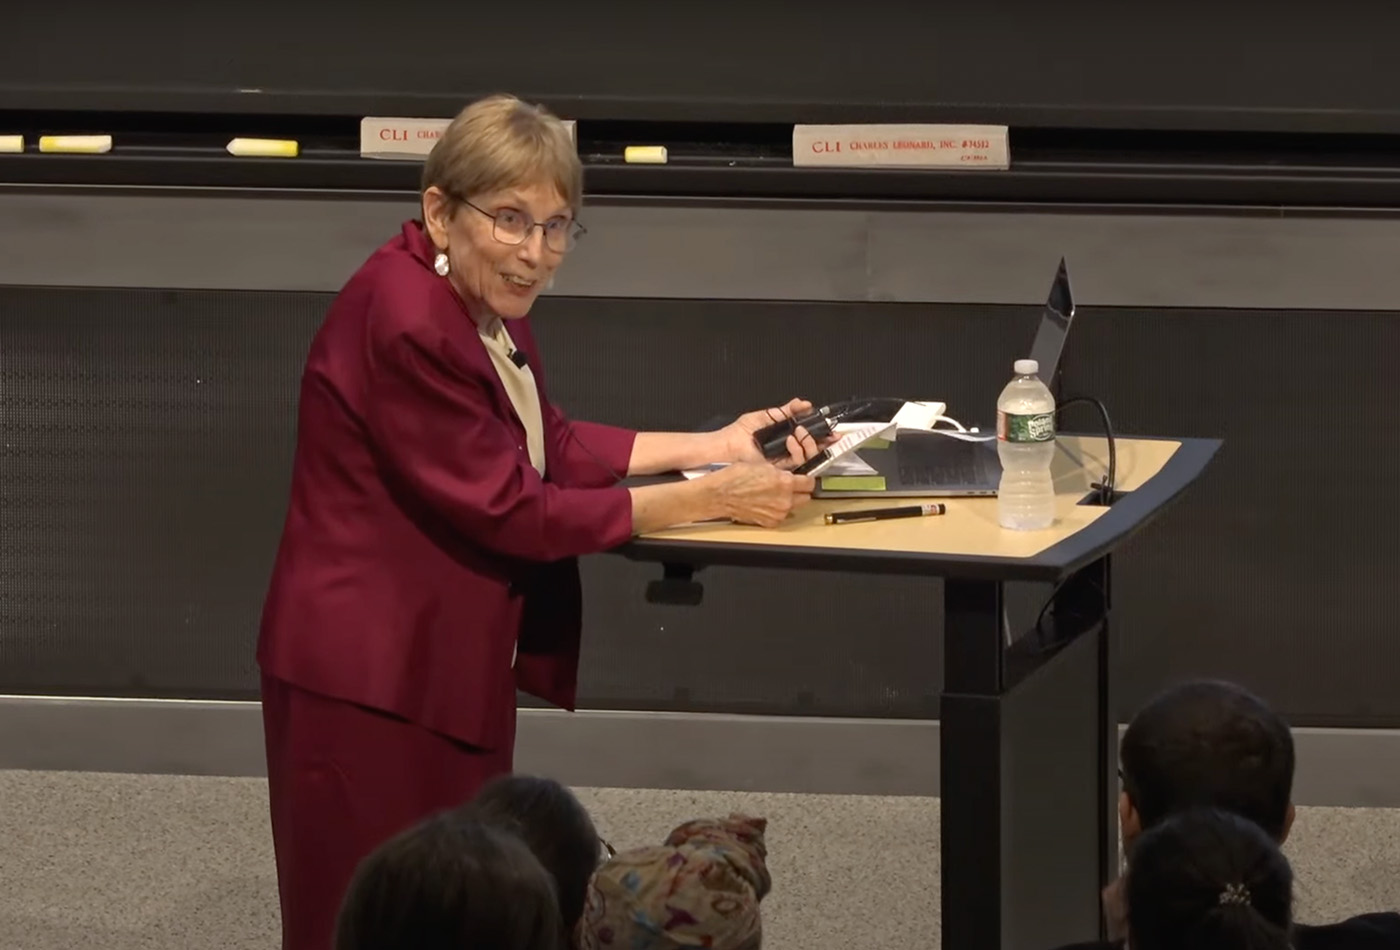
left=997, top=358, right=1057, bottom=530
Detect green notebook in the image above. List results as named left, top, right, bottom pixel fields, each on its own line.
left=818, top=475, right=887, bottom=492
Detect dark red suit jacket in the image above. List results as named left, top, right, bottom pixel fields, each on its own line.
left=257, top=220, right=637, bottom=751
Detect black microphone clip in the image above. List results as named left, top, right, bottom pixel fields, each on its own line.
left=508, top=349, right=528, bottom=369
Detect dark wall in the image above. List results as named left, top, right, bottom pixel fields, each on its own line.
left=1, top=286, right=1395, bottom=726
left=0, top=288, right=317, bottom=697
left=6, top=3, right=1400, bottom=132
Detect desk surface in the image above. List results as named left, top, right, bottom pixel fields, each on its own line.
left=620, top=435, right=1220, bottom=582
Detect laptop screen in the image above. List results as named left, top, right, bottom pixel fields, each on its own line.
left=1026, top=257, right=1076, bottom=385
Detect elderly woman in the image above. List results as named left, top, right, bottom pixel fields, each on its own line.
left=256, top=94, right=818, bottom=950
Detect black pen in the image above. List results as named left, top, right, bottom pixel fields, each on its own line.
left=824, top=503, right=947, bottom=525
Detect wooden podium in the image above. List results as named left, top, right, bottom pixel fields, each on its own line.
left=619, top=434, right=1221, bottom=950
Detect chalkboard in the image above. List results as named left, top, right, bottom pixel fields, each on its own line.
left=6, top=3, right=1400, bottom=134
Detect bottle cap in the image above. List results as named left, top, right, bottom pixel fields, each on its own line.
left=1014, top=358, right=1039, bottom=376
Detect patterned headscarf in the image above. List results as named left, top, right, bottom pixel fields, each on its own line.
left=577, top=813, right=770, bottom=950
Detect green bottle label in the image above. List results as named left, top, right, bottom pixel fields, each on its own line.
left=998, top=410, right=1056, bottom=443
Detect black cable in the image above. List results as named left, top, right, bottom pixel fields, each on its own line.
left=562, top=397, right=853, bottom=484
left=566, top=392, right=976, bottom=482
left=828, top=395, right=925, bottom=423
left=561, top=399, right=840, bottom=482
left=752, top=394, right=963, bottom=461
left=1030, top=570, right=1109, bottom=655
left=558, top=418, right=627, bottom=484
left=1033, top=575, right=1072, bottom=654
left=507, top=347, right=630, bottom=483
left=1056, top=395, right=1117, bottom=505
left=768, top=395, right=939, bottom=424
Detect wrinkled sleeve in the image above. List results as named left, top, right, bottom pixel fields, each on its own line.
left=363, top=320, right=634, bottom=562
left=543, top=400, right=638, bottom=488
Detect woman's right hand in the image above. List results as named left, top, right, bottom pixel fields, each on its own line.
left=705, top=462, right=816, bottom=527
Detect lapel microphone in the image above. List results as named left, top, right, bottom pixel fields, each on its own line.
left=509, top=348, right=528, bottom=369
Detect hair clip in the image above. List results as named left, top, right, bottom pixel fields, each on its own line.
left=1219, top=882, right=1251, bottom=906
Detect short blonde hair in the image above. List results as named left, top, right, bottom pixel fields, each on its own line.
left=422, top=94, right=581, bottom=214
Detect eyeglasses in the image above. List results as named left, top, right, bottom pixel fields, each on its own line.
left=599, top=836, right=615, bottom=864
left=463, top=199, right=586, bottom=254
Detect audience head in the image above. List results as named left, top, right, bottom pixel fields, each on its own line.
left=1120, top=680, right=1295, bottom=850
left=1126, top=808, right=1293, bottom=950
left=460, top=774, right=602, bottom=938
left=335, top=811, right=562, bottom=950
left=579, top=813, right=771, bottom=950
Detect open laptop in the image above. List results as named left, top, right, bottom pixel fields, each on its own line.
left=814, top=258, right=1076, bottom=499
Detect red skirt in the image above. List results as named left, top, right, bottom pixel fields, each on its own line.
left=260, top=672, right=516, bottom=950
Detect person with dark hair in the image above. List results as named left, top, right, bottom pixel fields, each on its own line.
left=458, top=775, right=603, bottom=944
left=1125, top=808, right=1293, bottom=950
left=335, top=811, right=563, bottom=950
left=1054, top=679, right=1400, bottom=950
left=1118, top=680, right=1296, bottom=846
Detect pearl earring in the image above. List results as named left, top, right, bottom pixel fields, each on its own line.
left=433, top=252, right=450, bottom=276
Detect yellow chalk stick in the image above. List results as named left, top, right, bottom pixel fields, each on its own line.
left=0, top=135, right=23, bottom=153
left=226, top=137, right=299, bottom=158
left=39, top=135, right=112, bottom=154
left=624, top=145, right=668, bottom=164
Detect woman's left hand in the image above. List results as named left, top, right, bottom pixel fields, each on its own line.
left=721, top=398, right=827, bottom=468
